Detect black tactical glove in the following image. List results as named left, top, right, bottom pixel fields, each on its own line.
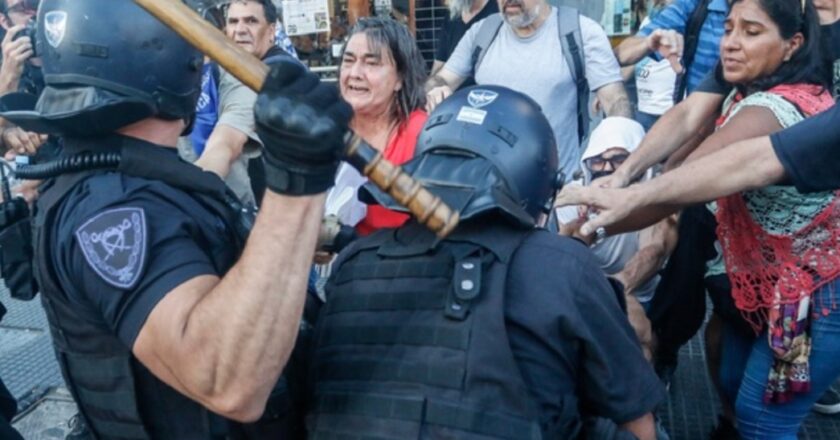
left=254, top=60, right=353, bottom=195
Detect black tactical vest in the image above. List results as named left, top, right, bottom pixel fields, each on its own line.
left=308, top=222, right=543, bottom=439
left=31, top=137, right=301, bottom=440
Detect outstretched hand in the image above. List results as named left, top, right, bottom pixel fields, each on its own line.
left=647, top=29, right=684, bottom=74
left=553, top=185, right=641, bottom=236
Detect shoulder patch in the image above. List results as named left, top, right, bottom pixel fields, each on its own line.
left=75, top=207, right=147, bottom=290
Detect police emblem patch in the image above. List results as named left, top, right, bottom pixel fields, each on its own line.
left=467, top=89, right=498, bottom=108
left=75, top=207, right=147, bottom=290
left=44, top=11, right=68, bottom=48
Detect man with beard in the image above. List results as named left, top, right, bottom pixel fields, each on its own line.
left=424, top=0, right=632, bottom=182
left=430, top=0, right=498, bottom=86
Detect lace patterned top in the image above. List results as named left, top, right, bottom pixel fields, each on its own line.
left=714, top=84, right=838, bottom=330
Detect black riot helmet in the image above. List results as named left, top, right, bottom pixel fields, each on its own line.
left=0, top=0, right=203, bottom=136
left=364, top=85, right=563, bottom=228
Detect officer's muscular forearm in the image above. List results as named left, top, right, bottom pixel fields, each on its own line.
left=135, top=192, right=325, bottom=421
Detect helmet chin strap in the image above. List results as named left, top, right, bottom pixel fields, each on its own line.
left=539, top=169, right=566, bottom=229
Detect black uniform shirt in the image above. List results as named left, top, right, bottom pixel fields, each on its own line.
left=770, top=103, right=840, bottom=193
left=505, top=230, right=665, bottom=435
left=47, top=144, right=238, bottom=439
left=52, top=165, right=235, bottom=346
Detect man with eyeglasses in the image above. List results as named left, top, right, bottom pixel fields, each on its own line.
left=554, top=117, right=677, bottom=368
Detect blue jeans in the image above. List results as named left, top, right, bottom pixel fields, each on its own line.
left=719, top=281, right=840, bottom=439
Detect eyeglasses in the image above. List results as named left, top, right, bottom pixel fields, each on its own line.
left=584, top=152, right=630, bottom=171
left=5, top=0, right=38, bottom=15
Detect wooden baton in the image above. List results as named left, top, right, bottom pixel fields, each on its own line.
left=133, top=0, right=459, bottom=238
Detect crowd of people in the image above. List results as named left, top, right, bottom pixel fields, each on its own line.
left=0, top=0, right=836, bottom=439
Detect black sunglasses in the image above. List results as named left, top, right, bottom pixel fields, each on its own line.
left=584, top=152, right=630, bottom=170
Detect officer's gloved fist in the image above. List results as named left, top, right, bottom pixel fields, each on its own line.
left=255, top=60, right=353, bottom=196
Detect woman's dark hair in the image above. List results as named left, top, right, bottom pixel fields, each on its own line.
left=340, top=17, right=427, bottom=124
left=718, top=0, right=828, bottom=93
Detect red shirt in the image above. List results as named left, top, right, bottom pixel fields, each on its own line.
left=356, top=110, right=427, bottom=236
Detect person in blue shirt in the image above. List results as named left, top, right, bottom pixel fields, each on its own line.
left=615, top=0, right=729, bottom=95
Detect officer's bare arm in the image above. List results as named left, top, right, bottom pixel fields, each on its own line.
left=195, top=124, right=248, bottom=178
left=134, top=191, right=324, bottom=422
left=611, top=91, right=724, bottom=187
left=130, top=60, right=348, bottom=422
left=596, top=82, right=634, bottom=118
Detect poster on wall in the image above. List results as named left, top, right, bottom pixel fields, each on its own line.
left=282, top=0, right=330, bottom=36
left=601, top=0, right=633, bottom=36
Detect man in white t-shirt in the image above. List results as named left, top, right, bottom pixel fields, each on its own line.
left=634, top=14, right=677, bottom=131
left=425, top=0, right=631, bottom=180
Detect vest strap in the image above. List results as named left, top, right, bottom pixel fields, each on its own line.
left=316, top=358, right=465, bottom=389
left=334, top=260, right=451, bottom=284
left=314, top=393, right=540, bottom=440
left=319, top=325, right=469, bottom=351
left=326, top=289, right=445, bottom=315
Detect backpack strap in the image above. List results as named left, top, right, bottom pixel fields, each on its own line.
left=471, top=14, right=505, bottom=75
left=673, top=0, right=712, bottom=102
left=557, top=6, right=589, bottom=144
left=471, top=7, right=589, bottom=143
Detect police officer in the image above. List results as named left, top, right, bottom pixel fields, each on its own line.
left=0, top=0, right=351, bottom=438
left=306, top=86, right=664, bottom=440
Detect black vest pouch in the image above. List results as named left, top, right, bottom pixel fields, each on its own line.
left=310, top=223, right=544, bottom=440
left=0, top=197, right=37, bottom=300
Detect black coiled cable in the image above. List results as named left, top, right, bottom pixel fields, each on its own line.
left=14, top=152, right=122, bottom=180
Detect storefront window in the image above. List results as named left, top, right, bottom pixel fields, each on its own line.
left=278, top=0, right=643, bottom=77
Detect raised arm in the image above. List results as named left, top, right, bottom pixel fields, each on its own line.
left=596, top=82, right=635, bottom=118
left=557, top=106, right=785, bottom=235
left=132, top=62, right=352, bottom=421
left=605, top=90, right=724, bottom=188
left=614, top=30, right=684, bottom=72
left=425, top=66, right=467, bottom=112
